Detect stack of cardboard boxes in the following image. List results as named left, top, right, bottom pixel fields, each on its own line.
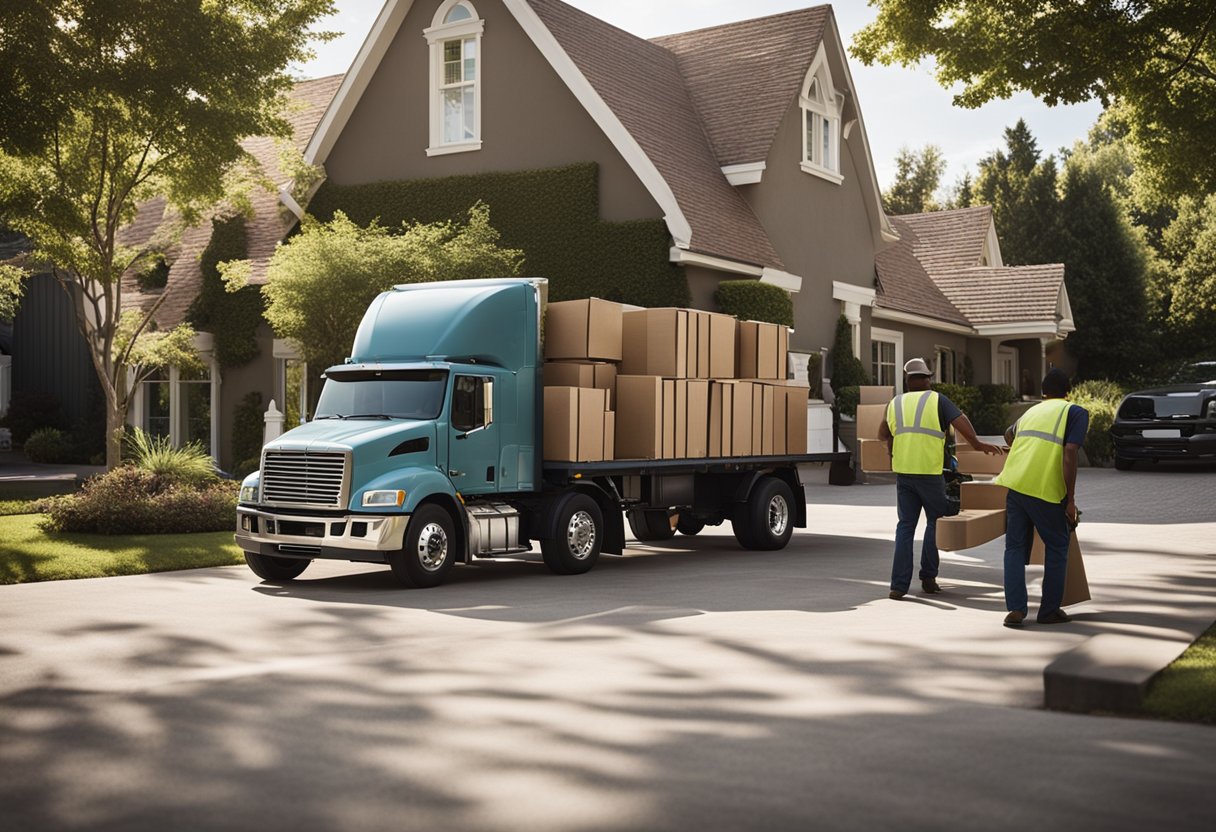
left=541, top=298, right=810, bottom=461
left=855, top=386, right=896, bottom=472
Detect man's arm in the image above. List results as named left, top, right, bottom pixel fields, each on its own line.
left=1003, top=425, right=1016, bottom=446
left=878, top=410, right=893, bottom=456
left=951, top=415, right=1004, bottom=455
left=1063, top=444, right=1080, bottom=525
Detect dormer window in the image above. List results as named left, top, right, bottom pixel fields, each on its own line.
left=425, top=0, right=484, bottom=156
left=800, top=46, right=844, bottom=184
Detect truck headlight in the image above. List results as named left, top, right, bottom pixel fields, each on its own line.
left=362, top=490, right=406, bottom=507
left=240, top=485, right=257, bottom=503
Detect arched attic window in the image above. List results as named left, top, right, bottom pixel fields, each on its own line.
left=424, top=0, right=484, bottom=156
left=800, top=45, right=845, bottom=184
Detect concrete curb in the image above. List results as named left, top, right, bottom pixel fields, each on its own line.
left=1043, top=633, right=1189, bottom=713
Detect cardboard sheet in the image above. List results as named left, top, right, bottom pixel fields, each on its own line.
left=1031, top=530, right=1091, bottom=606
left=935, top=509, right=1007, bottom=551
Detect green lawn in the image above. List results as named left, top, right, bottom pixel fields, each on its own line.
left=0, top=513, right=243, bottom=585
left=1142, top=622, right=1216, bottom=724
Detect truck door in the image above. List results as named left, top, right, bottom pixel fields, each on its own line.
left=448, top=374, right=500, bottom=495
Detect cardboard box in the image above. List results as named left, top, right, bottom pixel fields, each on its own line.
left=960, top=481, right=1009, bottom=511
left=614, top=375, right=664, bottom=460
left=662, top=379, right=676, bottom=459
left=751, top=384, right=764, bottom=454
left=621, top=308, right=690, bottom=378
left=731, top=381, right=754, bottom=456
left=859, top=386, right=895, bottom=405
left=956, top=448, right=1008, bottom=475
left=603, top=410, right=615, bottom=461
left=543, top=386, right=608, bottom=462
left=690, top=311, right=710, bottom=379
left=709, top=381, right=733, bottom=457
left=935, top=509, right=1007, bottom=551
left=785, top=386, right=809, bottom=454
left=1030, top=530, right=1091, bottom=607
left=544, top=361, right=618, bottom=406
left=737, top=320, right=787, bottom=379
left=545, top=298, right=623, bottom=362
left=858, top=438, right=891, bottom=472
left=674, top=379, right=710, bottom=458
left=760, top=384, right=776, bottom=455
left=855, top=403, right=890, bottom=441
left=707, top=312, right=737, bottom=378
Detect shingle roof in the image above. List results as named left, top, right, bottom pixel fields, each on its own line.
left=874, top=217, right=969, bottom=327
left=932, top=265, right=1066, bottom=325
left=122, top=74, right=343, bottom=328
left=875, top=207, right=1066, bottom=330
left=651, top=7, right=831, bottom=168
left=525, top=0, right=782, bottom=269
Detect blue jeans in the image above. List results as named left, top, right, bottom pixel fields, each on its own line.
left=891, top=474, right=957, bottom=592
left=1003, top=489, right=1070, bottom=620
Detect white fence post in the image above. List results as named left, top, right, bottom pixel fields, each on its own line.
left=263, top=399, right=284, bottom=446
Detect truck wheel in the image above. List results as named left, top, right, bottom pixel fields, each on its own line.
left=731, top=476, right=795, bottom=551
left=542, top=493, right=602, bottom=575
left=676, top=515, right=704, bottom=536
left=390, top=504, right=455, bottom=588
left=627, top=509, right=676, bottom=541
left=244, top=552, right=310, bottom=582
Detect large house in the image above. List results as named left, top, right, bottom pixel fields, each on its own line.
left=5, top=0, right=1074, bottom=468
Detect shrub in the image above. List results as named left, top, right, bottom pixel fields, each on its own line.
left=1071, top=395, right=1117, bottom=466
left=1072, top=379, right=1126, bottom=406
left=1, top=391, right=65, bottom=443
left=126, top=428, right=218, bottom=487
left=714, top=280, right=794, bottom=327
left=931, top=383, right=982, bottom=418
left=829, top=316, right=869, bottom=395
left=24, top=427, right=70, bottom=464
left=836, top=385, right=860, bottom=418
left=38, top=466, right=238, bottom=534
left=806, top=353, right=822, bottom=398
left=230, top=392, right=264, bottom=473
left=973, top=384, right=1017, bottom=435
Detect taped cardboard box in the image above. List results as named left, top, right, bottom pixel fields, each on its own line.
left=709, top=381, right=734, bottom=457
left=730, top=381, right=755, bottom=456
left=1031, top=530, right=1091, bottom=606
left=956, top=448, right=1008, bottom=475
left=543, top=386, right=608, bottom=462
left=708, top=312, right=737, bottom=378
left=759, top=384, right=776, bottom=455
left=662, top=379, right=676, bottom=459
left=545, top=298, right=623, bottom=362
left=859, top=386, right=895, bottom=405
left=544, top=361, right=617, bottom=407
left=855, top=403, right=889, bottom=440
left=960, top=481, right=1009, bottom=511
left=614, top=375, right=665, bottom=460
left=935, top=509, right=1007, bottom=551
left=676, top=379, right=710, bottom=458
left=737, top=320, right=788, bottom=379
left=858, top=438, right=891, bottom=472
left=621, top=308, right=690, bottom=378
left=785, top=386, right=809, bottom=454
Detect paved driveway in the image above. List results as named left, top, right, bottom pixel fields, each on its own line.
left=1, top=468, right=1214, bottom=831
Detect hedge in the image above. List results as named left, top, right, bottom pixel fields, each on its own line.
left=37, top=467, right=237, bottom=535
left=307, top=163, right=689, bottom=308
left=714, top=280, right=793, bottom=327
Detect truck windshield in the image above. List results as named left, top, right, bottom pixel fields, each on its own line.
left=314, top=370, right=448, bottom=420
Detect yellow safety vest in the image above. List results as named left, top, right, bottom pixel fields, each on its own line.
left=886, top=390, right=945, bottom=475
left=995, top=398, right=1075, bottom=503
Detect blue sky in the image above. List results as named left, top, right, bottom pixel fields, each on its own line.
left=296, top=0, right=1103, bottom=193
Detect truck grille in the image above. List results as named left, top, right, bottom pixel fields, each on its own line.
left=261, top=450, right=349, bottom=508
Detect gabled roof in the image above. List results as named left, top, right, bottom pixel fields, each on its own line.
left=652, top=7, right=831, bottom=168
left=875, top=206, right=1070, bottom=335
left=122, top=74, right=343, bottom=328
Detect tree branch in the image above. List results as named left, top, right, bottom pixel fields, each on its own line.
left=1162, top=11, right=1216, bottom=83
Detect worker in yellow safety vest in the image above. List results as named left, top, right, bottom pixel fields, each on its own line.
left=878, top=358, right=1004, bottom=600
left=994, top=369, right=1089, bottom=627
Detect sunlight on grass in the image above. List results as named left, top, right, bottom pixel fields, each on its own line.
left=0, top=514, right=243, bottom=585
left=1142, top=622, right=1216, bottom=725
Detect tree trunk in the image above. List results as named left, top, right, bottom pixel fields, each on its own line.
left=105, top=399, right=126, bottom=470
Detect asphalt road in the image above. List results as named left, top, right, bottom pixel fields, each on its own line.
left=1, top=468, right=1214, bottom=831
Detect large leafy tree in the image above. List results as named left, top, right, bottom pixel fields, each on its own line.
left=852, top=1, right=1216, bottom=196
left=0, top=0, right=334, bottom=467
left=254, top=204, right=525, bottom=375
left=883, top=145, right=946, bottom=215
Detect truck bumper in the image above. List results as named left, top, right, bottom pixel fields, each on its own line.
left=235, top=508, right=409, bottom=563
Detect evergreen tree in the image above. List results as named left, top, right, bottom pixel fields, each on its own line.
left=972, top=120, right=1064, bottom=265
left=883, top=145, right=946, bottom=215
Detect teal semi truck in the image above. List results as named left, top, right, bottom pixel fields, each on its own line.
left=235, top=278, right=845, bottom=588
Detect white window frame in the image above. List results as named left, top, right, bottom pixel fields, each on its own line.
left=935, top=345, right=955, bottom=384
left=870, top=327, right=904, bottom=395
left=799, top=44, right=844, bottom=184
left=424, top=0, right=484, bottom=157
left=273, top=338, right=309, bottom=429
left=129, top=342, right=221, bottom=463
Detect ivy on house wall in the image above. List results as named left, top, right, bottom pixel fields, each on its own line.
left=307, top=163, right=689, bottom=308
left=189, top=216, right=264, bottom=369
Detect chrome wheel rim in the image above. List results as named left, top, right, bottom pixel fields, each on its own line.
left=567, top=510, right=596, bottom=559
left=416, top=522, right=449, bottom=571
left=768, top=495, right=789, bottom=536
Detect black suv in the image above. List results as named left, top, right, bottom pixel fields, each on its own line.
left=1110, top=362, right=1216, bottom=470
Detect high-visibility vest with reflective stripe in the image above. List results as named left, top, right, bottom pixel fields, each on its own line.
left=886, top=390, right=945, bottom=475
left=995, top=398, right=1074, bottom=503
